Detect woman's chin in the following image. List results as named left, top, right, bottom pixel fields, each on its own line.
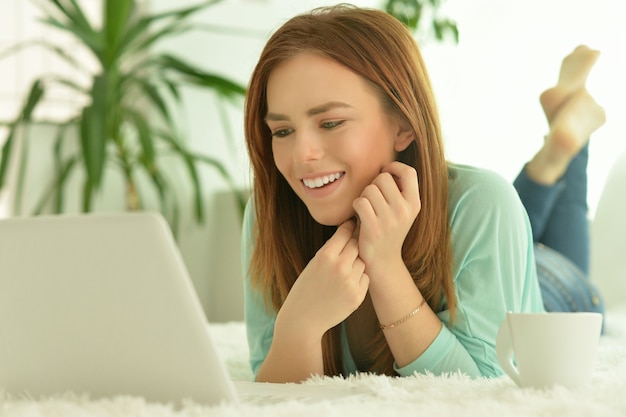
left=309, top=208, right=355, bottom=227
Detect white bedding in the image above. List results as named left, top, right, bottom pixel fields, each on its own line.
left=2, top=307, right=626, bottom=417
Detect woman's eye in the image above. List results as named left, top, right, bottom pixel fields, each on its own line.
left=321, top=120, right=344, bottom=129
left=271, top=128, right=293, bottom=138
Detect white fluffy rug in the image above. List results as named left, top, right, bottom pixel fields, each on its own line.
left=2, top=308, right=626, bottom=417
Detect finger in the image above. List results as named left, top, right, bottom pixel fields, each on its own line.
left=341, top=237, right=360, bottom=261
left=352, top=216, right=361, bottom=240
left=359, top=182, right=388, bottom=214
left=370, top=171, right=402, bottom=207
left=325, top=220, right=356, bottom=254
left=352, top=195, right=376, bottom=226
left=352, top=255, right=365, bottom=275
left=348, top=271, right=369, bottom=313
left=358, top=272, right=370, bottom=295
left=381, top=161, right=420, bottom=204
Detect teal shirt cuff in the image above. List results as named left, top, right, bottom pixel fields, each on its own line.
left=393, top=324, right=481, bottom=378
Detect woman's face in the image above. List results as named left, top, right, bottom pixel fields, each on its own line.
left=265, top=52, right=410, bottom=226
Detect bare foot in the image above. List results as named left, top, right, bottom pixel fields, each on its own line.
left=549, top=89, right=606, bottom=155
left=526, top=89, right=606, bottom=184
left=539, top=45, right=601, bottom=124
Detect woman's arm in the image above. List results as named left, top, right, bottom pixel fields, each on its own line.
left=242, top=202, right=369, bottom=382
left=438, top=165, right=544, bottom=376
left=356, top=164, right=543, bottom=377
left=353, top=161, right=453, bottom=371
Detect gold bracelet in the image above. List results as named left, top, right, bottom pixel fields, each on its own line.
left=379, top=298, right=426, bottom=331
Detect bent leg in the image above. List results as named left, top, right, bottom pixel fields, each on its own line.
left=539, top=144, right=590, bottom=274
left=513, top=167, right=565, bottom=243
left=514, top=144, right=589, bottom=275
left=517, top=45, right=605, bottom=274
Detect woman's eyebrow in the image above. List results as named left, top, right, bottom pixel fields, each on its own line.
left=306, top=101, right=353, bottom=116
left=265, top=101, right=353, bottom=122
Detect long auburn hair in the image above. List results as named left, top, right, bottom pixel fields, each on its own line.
left=244, top=5, right=455, bottom=376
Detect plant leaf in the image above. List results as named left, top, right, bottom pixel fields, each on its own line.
left=158, top=127, right=244, bottom=218
left=79, top=74, right=108, bottom=194
left=82, top=178, right=93, bottom=212
left=137, top=161, right=181, bottom=233
left=32, top=156, right=79, bottom=215
left=0, top=79, right=45, bottom=189
left=51, top=0, right=93, bottom=32
left=0, top=40, right=81, bottom=71
left=40, top=0, right=103, bottom=58
left=158, top=54, right=246, bottom=99
left=45, top=76, right=90, bottom=96
left=191, top=152, right=246, bottom=215
left=120, top=0, right=221, bottom=53
left=39, top=17, right=103, bottom=59
left=129, top=21, right=194, bottom=55
left=179, top=152, right=204, bottom=223
left=133, top=78, right=172, bottom=123
left=42, top=43, right=91, bottom=74
left=384, top=0, right=422, bottom=31
left=52, top=121, right=79, bottom=213
left=125, top=109, right=156, bottom=171
left=154, top=130, right=205, bottom=222
left=103, top=0, right=134, bottom=67
left=432, top=19, right=459, bottom=43
left=162, top=77, right=182, bottom=102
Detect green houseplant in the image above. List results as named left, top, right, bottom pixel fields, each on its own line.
left=383, top=0, right=459, bottom=43
left=0, top=0, right=247, bottom=230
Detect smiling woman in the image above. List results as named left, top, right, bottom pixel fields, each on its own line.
left=244, top=6, right=457, bottom=383
left=240, top=4, right=606, bottom=385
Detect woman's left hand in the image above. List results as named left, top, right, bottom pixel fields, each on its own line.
left=352, top=161, right=421, bottom=279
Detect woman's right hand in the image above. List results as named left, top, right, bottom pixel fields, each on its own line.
left=275, top=219, right=370, bottom=339
left=257, top=220, right=369, bottom=382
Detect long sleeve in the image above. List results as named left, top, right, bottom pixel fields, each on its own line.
left=392, top=165, right=545, bottom=377
left=241, top=200, right=276, bottom=378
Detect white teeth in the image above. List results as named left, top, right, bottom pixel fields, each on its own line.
left=303, top=172, right=343, bottom=189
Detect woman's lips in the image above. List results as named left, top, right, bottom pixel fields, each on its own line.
left=301, top=172, right=345, bottom=198
left=302, top=172, right=344, bottom=189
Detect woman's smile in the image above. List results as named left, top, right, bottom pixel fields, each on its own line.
left=301, top=172, right=345, bottom=198
left=302, top=172, right=344, bottom=189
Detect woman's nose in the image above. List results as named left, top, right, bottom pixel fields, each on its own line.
left=293, top=131, right=324, bottom=162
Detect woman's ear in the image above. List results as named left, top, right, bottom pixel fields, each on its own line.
left=394, top=120, right=415, bottom=152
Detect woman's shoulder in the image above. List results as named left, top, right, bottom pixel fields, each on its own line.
left=448, top=163, right=513, bottom=191
left=447, top=163, right=521, bottom=212
left=446, top=163, right=530, bottom=233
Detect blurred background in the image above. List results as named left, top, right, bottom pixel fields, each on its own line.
left=1, top=0, right=624, bottom=319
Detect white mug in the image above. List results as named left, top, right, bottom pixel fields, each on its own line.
left=496, top=312, right=602, bottom=389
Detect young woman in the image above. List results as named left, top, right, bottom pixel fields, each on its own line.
left=241, top=5, right=606, bottom=383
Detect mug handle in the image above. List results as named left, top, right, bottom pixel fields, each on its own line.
left=496, top=316, right=522, bottom=387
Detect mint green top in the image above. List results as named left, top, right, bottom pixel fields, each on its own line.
left=241, top=164, right=545, bottom=379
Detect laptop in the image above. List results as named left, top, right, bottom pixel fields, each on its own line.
left=0, top=212, right=276, bottom=404
left=0, top=211, right=243, bottom=405
left=0, top=211, right=366, bottom=406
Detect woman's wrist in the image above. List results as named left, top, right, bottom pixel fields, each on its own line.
left=274, top=304, right=326, bottom=346
left=366, top=255, right=410, bottom=293
left=366, top=259, right=425, bottom=323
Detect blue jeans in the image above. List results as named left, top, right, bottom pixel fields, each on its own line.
left=513, top=144, right=605, bottom=317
